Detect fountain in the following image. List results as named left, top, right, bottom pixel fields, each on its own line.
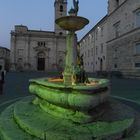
left=0, top=0, right=140, bottom=140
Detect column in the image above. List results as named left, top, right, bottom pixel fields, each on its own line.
left=63, top=31, right=77, bottom=85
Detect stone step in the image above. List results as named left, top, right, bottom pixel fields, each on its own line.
left=0, top=104, right=39, bottom=140
left=13, top=98, right=134, bottom=140
left=14, top=100, right=93, bottom=139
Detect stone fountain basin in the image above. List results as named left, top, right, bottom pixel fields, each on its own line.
left=55, top=16, right=89, bottom=31
left=29, top=78, right=110, bottom=111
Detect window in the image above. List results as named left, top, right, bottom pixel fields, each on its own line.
left=85, top=52, right=86, bottom=58
left=114, top=64, right=118, bottom=68
left=135, top=10, right=140, bottom=27
left=135, top=43, right=140, bottom=55
left=101, top=44, right=103, bottom=53
left=18, top=49, right=23, bottom=56
left=38, top=42, right=40, bottom=46
left=101, top=27, right=104, bottom=37
left=17, top=58, right=23, bottom=63
left=0, top=50, right=4, bottom=56
left=89, top=34, right=92, bottom=43
left=113, top=21, right=120, bottom=37
left=135, top=63, right=140, bottom=68
left=115, top=0, right=119, bottom=7
left=95, top=30, right=98, bottom=40
left=91, top=48, right=93, bottom=56
left=60, top=5, right=63, bottom=12
left=96, top=46, right=98, bottom=55
left=88, top=50, right=90, bottom=57
left=38, top=41, right=46, bottom=47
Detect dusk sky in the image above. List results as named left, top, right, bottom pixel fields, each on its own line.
left=0, top=0, right=107, bottom=49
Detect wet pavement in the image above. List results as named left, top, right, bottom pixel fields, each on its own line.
left=0, top=72, right=59, bottom=103
left=0, top=72, right=140, bottom=104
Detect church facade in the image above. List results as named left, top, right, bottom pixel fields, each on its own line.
left=10, top=0, right=67, bottom=71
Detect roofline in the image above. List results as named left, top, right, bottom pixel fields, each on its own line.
left=28, top=30, right=55, bottom=33
left=79, top=15, right=108, bottom=43
left=0, top=46, right=10, bottom=51
left=11, top=29, right=55, bottom=36
left=107, top=0, right=128, bottom=17
left=14, top=25, right=55, bottom=33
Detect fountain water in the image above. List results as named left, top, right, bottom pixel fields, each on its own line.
left=0, top=1, right=140, bottom=140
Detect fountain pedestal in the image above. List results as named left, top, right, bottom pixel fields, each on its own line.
left=63, top=31, right=77, bottom=85
left=55, top=16, right=89, bottom=85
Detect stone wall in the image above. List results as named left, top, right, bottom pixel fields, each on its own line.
left=107, top=28, right=140, bottom=77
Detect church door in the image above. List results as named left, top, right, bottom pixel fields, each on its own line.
left=37, top=52, right=45, bottom=71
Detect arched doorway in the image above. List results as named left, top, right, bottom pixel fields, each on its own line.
left=37, top=52, right=45, bottom=71
left=100, top=58, right=103, bottom=71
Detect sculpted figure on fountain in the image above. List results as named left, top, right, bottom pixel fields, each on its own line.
left=69, top=0, right=79, bottom=16
left=73, top=0, right=79, bottom=15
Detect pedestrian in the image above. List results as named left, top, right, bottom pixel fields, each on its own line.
left=0, top=66, right=4, bottom=95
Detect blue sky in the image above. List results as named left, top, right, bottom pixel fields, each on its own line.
left=0, top=0, right=107, bottom=48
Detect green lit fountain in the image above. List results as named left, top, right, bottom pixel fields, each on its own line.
left=29, top=0, right=110, bottom=124
left=0, top=1, right=140, bottom=140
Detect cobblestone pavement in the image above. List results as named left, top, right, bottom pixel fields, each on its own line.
left=0, top=72, right=140, bottom=104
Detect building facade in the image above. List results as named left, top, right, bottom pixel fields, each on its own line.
left=107, top=0, right=140, bottom=77
left=79, top=0, right=140, bottom=77
left=0, top=46, right=10, bottom=71
left=10, top=0, right=67, bottom=72
left=79, top=16, right=108, bottom=73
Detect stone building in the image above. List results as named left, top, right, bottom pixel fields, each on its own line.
left=107, top=0, right=140, bottom=77
left=0, top=46, right=10, bottom=71
left=10, top=0, right=67, bottom=72
left=10, top=0, right=140, bottom=77
left=79, top=16, right=108, bottom=73
left=79, top=0, right=140, bottom=77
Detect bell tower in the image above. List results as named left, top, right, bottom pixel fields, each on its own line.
left=54, top=0, right=67, bottom=34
